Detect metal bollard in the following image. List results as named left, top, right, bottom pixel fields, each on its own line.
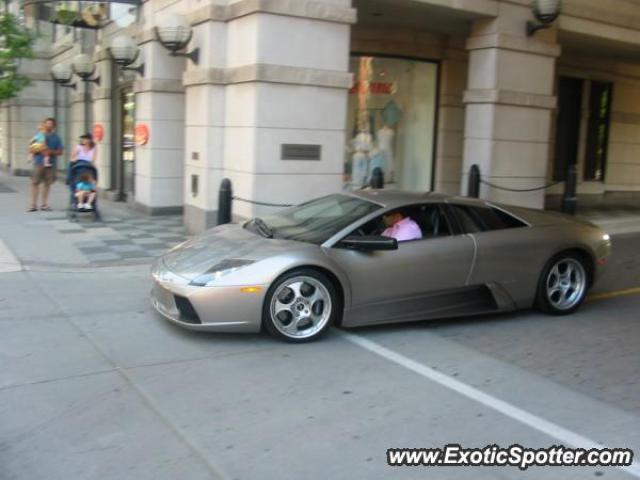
left=468, top=164, right=480, bottom=198
left=370, top=167, right=384, bottom=189
left=217, top=178, right=233, bottom=225
left=561, top=164, right=577, bottom=215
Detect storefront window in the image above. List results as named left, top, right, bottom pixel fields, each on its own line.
left=344, top=56, right=438, bottom=192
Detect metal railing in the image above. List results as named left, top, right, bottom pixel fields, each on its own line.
left=217, top=168, right=387, bottom=225
left=467, top=163, right=577, bottom=214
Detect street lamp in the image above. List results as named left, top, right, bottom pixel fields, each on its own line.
left=154, top=13, right=199, bottom=64
left=72, top=53, right=100, bottom=85
left=107, top=34, right=145, bottom=76
left=50, top=62, right=76, bottom=89
left=527, top=0, right=561, bottom=36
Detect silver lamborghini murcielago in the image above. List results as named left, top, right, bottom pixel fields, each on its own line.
left=151, top=191, right=611, bottom=342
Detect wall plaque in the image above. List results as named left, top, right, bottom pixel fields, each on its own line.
left=281, top=144, right=321, bottom=161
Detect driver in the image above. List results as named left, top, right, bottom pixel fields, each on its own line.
left=382, top=210, right=422, bottom=242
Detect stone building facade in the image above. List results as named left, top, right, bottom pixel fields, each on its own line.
left=2, top=0, right=640, bottom=233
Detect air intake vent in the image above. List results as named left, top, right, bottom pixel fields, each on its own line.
left=174, top=295, right=201, bottom=324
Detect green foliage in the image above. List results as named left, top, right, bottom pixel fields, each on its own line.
left=0, top=13, right=35, bottom=101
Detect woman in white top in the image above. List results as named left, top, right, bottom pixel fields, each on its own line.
left=70, top=133, right=97, bottom=164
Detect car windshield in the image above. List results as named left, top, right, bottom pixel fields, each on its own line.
left=244, top=194, right=381, bottom=245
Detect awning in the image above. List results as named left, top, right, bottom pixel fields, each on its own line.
left=22, top=0, right=140, bottom=29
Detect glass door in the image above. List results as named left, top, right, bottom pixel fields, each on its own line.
left=121, top=87, right=136, bottom=198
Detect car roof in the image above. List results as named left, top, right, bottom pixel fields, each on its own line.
left=347, top=190, right=485, bottom=209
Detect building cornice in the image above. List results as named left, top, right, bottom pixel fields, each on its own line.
left=466, top=33, right=561, bottom=58
left=464, top=89, right=557, bottom=110
left=92, top=87, right=112, bottom=100
left=133, top=78, right=185, bottom=94
left=561, top=1, right=640, bottom=32
left=188, top=0, right=357, bottom=26
left=49, top=40, right=75, bottom=59
left=183, top=64, right=353, bottom=89
left=2, top=98, right=54, bottom=108
left=135, top=28, right=157, bottom=46
left=611, top=112, right=640, bottom=125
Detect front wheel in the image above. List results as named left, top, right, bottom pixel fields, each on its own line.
left=263, top=269, right=340, bottom=343
left=535, top=253, right=589, bottom=315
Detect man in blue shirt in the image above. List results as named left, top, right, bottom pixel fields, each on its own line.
left=29, top=117, right=64, bottom=212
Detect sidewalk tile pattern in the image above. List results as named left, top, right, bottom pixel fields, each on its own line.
left=45, top=215, right=186, bottom=263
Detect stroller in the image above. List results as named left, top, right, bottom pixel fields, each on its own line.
left=67, top=160, right=101, bottom=221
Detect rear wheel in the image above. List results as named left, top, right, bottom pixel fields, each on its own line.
left=263, top=269, right=340, bottom=343
left=535, top=253, right=589, bottom=315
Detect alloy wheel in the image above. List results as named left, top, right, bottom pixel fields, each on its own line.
left=270, top=275, right=332, bottom=340
left=545, top=258, right=587, bottom=311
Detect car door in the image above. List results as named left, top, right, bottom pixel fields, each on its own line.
left=447, top=202, right=547, bottom=308
left=325, top=203, right=476, bottom=327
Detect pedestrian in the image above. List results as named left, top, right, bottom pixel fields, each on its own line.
left=67, top=133, right=97, bottom=186
left=28, top=122, right=51, bottom=167
left=74, top=171, right=97, bottom=210
left=28, top=117, right=64, bottom=212
left=70, top=133, right=96, bottom=164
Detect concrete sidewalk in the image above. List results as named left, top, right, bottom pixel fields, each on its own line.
left=0, top=171, right=187, bottom=268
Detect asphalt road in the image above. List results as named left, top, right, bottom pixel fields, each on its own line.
left=1, top=231, right=639, bottom=480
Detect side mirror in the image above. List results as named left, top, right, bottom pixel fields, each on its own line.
left=340, top=235, right=398, bottom=251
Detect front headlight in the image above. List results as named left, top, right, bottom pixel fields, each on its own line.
left=189, top=259, right=255, bottom=286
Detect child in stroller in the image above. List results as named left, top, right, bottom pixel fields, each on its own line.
left=68, top=161, right=101, bottom=221
left=75, top=172, right=96, bottom=209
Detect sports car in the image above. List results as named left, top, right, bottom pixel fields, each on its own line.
left=151, top=191, right=612, bottom=342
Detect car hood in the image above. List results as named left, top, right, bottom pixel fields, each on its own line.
left=161, top=223, right=306, bottom=280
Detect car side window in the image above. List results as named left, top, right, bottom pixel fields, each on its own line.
left=406, top=204, right=451, bottom=238
left=449, top=204, right=527, bottom=233
left=345, top=204, right=452, bottom=241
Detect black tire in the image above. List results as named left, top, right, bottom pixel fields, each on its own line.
left=535, top=252, right=590, bottom=315
left=262, top=268, right=341, bottom=343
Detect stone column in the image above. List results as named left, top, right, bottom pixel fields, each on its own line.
left=132, top=30, right=186, bottom=214
left=182, top=3, right=228, bottom=233
left=92, top=48, right=114, bottom=189
left=434, top=38, right=467, bottom=195
left=183, top=0, right=356, bottom=233
left=461, top=4, right=560, bottom=208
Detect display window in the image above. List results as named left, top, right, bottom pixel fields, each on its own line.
left=344, top=55, right=438, bottom=192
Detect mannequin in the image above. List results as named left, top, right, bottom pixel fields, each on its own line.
left=350, top=131, right=372, bottom=189
left=368, top=143, right=385, bottom=185
left=376, top=124, right=395, bottom=183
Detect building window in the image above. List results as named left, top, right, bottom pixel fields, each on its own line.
left=553, top=77, right=583, bottom=181
left=553, top=76, right=613, bottom=182
left=584, top=81, right=612, bottom=181
left=344, top=55, right=438, bottom=191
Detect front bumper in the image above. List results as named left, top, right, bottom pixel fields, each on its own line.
left=150, top=266, right=266, bottom=333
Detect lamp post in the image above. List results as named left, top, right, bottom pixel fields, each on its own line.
left=107, top=34, right=145, bottom=76
left=526, top=0, right=561, bottom=36
left=50, top=62, right=76, bottom=89
left=154, top=13, right=199, bottom=64
left=72, top=53, right=100, bottom=133
left=72, top=53, right=100, bottom=85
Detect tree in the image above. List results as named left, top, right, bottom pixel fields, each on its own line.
left=0, top=13, right=35, bottom=101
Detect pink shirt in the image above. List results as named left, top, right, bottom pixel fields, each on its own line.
left=383, top=217, right=423, bottom=242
